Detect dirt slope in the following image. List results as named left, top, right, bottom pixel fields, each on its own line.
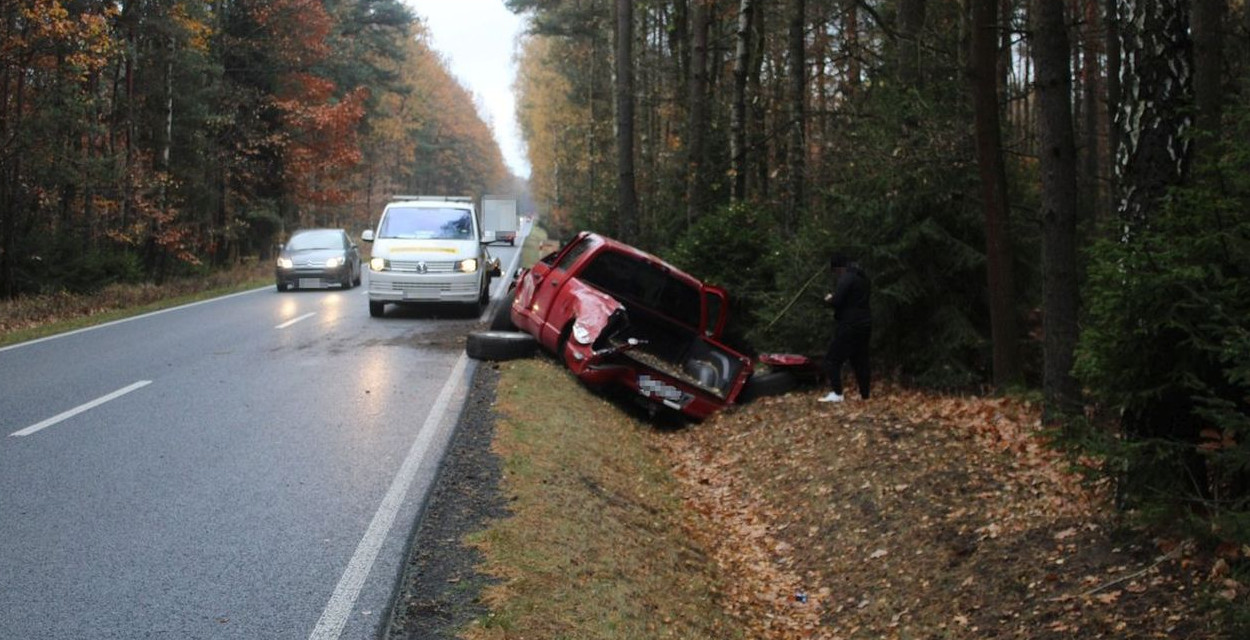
left=662, top=386, right=1235, bottom=638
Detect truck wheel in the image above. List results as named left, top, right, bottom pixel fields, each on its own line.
left=466, top=331, right=538, bottom=361
left=489, top=290, right=517, bottom=331
left=737, top=371, right=798, bottom=403
left=369, top=300, right=385, bottom=317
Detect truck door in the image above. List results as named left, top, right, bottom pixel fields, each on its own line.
left=517, top=234, right=593, bottom=348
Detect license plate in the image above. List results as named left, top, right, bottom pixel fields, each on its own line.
left=638, top=375, right=686, bottom=404
left=299, top=278, right=322, bottom=289
left=403, top=291, right=434, bottom=301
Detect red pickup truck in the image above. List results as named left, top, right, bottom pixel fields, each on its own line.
left=498, top=232, right=776, bottom=420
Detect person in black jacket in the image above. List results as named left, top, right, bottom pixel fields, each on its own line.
left=819, top=252, right=872, bottom=402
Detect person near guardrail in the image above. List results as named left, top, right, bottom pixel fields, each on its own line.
left=818, top=252, right=872, bottom=403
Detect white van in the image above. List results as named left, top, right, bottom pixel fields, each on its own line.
left=361, top=196, right=500, bottom=317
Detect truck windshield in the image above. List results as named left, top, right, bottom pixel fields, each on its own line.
left=379, top=207, right=474, bottom=240
left=579, top=250, right=701, bottom=329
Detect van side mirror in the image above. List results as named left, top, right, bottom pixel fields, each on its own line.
left=361, top=230, right=375, bottom=242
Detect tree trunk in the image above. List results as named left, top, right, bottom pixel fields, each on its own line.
left=786, top=0, right=806, bottom=234
left=1032, top=0, right=1082, bottom=423
left=1104, top=0, right=1121, bottom=219
left=730, top=0, right=755, bottom=202
left=615, top=0, right=638, bottom=242
left=1191, top=0, right=1226, bottom=156
left=969, top=0, right=1021, bottom=387
left=896, top=0, right=927, bottom=85
left=1114, top=0, right=1198, bottom=503
left=843, top=0, right=860, bottom=97
left=1116, top=0, right=1192, bottom=228
left=686, top=0, right=710, bottom=225
left=749, top=5, right=768, bottom=199
left=1080, top=0, right=1105, bottom=225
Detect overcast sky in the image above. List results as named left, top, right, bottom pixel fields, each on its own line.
left=404, top=0, right=530, bottom=179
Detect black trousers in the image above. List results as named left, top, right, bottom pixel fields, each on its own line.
left=823, top=324, right=871, bottom=399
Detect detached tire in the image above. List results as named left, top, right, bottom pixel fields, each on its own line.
left=737, top=370, right=798, bottom=403
left=466, top=330, right=538, bottom=361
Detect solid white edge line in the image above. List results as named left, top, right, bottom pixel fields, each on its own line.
left=308, top=352, right=469, bottom=640
left=0, top=287, right=269, bottom=354
left=276, top=312, right=317, bottom=329
left=10, top=380, right=153, bottom=437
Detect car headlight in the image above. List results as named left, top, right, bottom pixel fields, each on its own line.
left=572, top=322, right=593, bottom=345
left=370, top=257, right=389, bottom=271
left=456, top=258, right=478, bottom=273
left=276, top=257, right=293, bottom=269
left=325, top=256, right=345, bottom=268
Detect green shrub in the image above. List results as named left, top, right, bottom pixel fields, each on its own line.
left=1075, top=108, right=1250, bottom=542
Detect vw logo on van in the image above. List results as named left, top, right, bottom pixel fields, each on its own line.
left=415, top=262, right=427, bottom=274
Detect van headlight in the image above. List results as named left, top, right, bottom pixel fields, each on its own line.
left=456, top=258, right=479, bottom=273
left=370, top=257, right=389, bottom=271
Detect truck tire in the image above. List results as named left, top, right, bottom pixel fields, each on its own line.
left=466, top=331, right=538, bottom=361
left=737, top=371, right=798, bottom=403
left=489, top=290, right=517, bottom=331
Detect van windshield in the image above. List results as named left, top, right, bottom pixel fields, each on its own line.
left=379, top=207, right=474, bottom=240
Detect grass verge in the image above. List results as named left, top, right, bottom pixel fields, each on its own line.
left=0, top=263, right=271, bottom=348
left=465, top=358, right=744, bottom=639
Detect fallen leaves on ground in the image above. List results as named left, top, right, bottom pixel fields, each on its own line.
left=657, top=385, right=1236, bottom=639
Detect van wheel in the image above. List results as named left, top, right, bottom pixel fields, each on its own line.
left=369, top=300, right=385, bottom=317
left=466, top=331, right=538, bottom=361
left=737, top=371, right=798, bottom=403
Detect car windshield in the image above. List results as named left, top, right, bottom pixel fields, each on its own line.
left=286, top=230, right=342, bottom=251
left=379, top=207, right=473, bottom=240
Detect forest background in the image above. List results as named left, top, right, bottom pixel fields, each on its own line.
left=2, top=1, right=1248, bottom=546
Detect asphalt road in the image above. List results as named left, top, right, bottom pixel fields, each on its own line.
left=0, top=238, right=524, bottom=640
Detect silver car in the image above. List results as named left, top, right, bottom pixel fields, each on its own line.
left=275, top=228, right=362, bottom=291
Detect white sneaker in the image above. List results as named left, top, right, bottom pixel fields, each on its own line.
left=817, top=391, right=844, bottom=403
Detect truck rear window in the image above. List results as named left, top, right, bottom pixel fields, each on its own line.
left=579, top=250, right=701, bottom=329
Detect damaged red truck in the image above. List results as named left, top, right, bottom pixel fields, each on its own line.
left=494, top=231, right=812, bottom=420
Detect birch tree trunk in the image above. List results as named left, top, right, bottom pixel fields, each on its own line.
left=1115, top=0, right=1192, bottom=228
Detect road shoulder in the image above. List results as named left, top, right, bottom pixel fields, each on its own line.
left=385, top=363, right=506, bottom=639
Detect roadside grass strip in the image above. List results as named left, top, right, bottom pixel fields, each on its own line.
left=466, top=358, right=743, bottom=639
